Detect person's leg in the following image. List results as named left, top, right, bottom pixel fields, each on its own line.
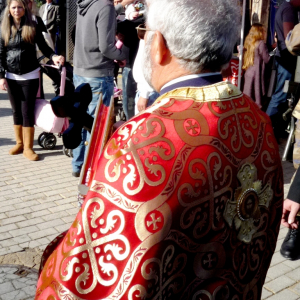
left=266, top=61, right=292, bottom=117
left=85, top=76, right=114, bottom=143
left=293, top=119, right=300, bottom=170
left=19, top=79, right=40, bottom=161
left=134, top=91, right=140, bottom=115
left=20, top=79, right=39, bottom=127
left=126, top=69, right=137, bottom=120
left=6, top=79, right=24, bottom=125
left=280, top=120, right=300, bottom=260
left=266, top=61, right=292, bottom=140
left=6, top=79, right=24, bottom=155
left=71, top=74, right=88, bottom=175
left=122, top=67, right=130, bottom=120
left=71, top=74, right=114, bottom=175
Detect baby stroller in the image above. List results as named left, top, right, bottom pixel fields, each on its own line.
left=34, top=60, right=74, bottom=150
left=62, top=82, right=125, bottom=159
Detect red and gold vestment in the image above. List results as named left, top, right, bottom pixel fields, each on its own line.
left=36, top=81, right=283, bottom=300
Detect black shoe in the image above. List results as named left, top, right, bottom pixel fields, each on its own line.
left=280, top=225, right=300, bottom=260
left=72, top=171, right=80, bottom=177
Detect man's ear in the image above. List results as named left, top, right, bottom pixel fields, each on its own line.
left=152, top=31, right=170, bottom=66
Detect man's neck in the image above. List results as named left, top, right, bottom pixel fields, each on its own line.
left=159, top=73, right=223, bottom=95
left=154, top=68, right=191, bottom=92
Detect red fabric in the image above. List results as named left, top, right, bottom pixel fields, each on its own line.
left=223, top=57, right=240, bottom=86
left=36, top=84, right=283, bottom=300
left=80, top=103, right=111, bottom=188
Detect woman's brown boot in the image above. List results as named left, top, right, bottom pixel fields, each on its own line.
left=9, top=125, right=23, bottom=155
left=23, top=127, right=39, bottom=161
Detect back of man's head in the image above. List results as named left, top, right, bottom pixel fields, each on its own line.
left=146, top=0, right=241, bottom=73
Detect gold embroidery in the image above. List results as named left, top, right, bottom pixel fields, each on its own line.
left=128, top=245, right=187, bottom=300
left=154, top=82, right=242, bottom=104
left=104, top=118, right=175, bottom=196
left=207, top=97, right=257, bottom=152
left=179, top=152, right=233, bottom=238
left=59, top=197, right=130, bottom=294
left=90, top=181, right=142, bottom=213
left=223, top=163, right=273, bottom=243
left=51, top=280, right=84, bottom=300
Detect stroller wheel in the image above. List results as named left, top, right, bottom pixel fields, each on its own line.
left=42, top=134, right=57, bottom=150
left=38, top=132, right=48, bottom=148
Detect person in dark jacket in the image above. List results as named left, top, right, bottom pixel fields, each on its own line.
left=242, top=23, right=270, bottom=109
left=266, top=0, right=300, bottom=139
left=71, top=0, right=126, bottom=177
left=0, top=0, right=64, bottom=161
left=39, top=0, right=60, bottom=46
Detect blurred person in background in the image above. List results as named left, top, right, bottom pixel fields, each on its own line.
left=39, top=0, right=60, bottom=47
left=242, top=23, right=270, bottom=110
left=133, top=36, right=159, bottom=114
left=71, top=0, right=126, bottom=177
left=266, top=0, right=300, bottom=139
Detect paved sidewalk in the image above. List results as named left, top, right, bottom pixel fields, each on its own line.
left=0, top=76, right=78, bottom=251
left=0, top=74, right=299, bottom=299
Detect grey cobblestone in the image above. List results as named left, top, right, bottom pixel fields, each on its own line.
left=5, top=208, right=32, bottom=218
left=21, top=193, right=46, bottom=202
left=264, top=289, right=299, bottom=300
left=16, top=218, right=44, bottom=228
left=267, top=263, right=293, bottom=279
left=0, top=206, right=16, bottom=214
left=0, top=265, right=38, bottom=300
left=54, top=223, right=71, bottom=233
left=0, top=233, right=13, bottom=242
left=0, top=216, right=26, bottom=227
left=48, top=203, right=75, bottom=213
left=13, top=200, right=40, bottom=210
left=36, top=194, right=63, bottom=204
left=28, top=228, right=58, bottom=240
left=4, top=191, right=30, bottom=200
left=0, top=224, right=18, bottom=234
left=30, top=202, right=57, bottom=212
left=9, top=226, right=39, bottom=238
left=23, top=209, right=50, bottom=220
left=36, top=219, right=65, bottom=230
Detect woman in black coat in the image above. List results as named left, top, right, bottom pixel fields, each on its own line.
left=0, top=0, right=64, bottom=161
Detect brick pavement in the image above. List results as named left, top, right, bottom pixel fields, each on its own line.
left=0, top=74, right=78, bottom=260
left=0, top=74, right=299, bottom=299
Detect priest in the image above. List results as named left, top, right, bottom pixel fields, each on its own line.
left=36, top=0, right=283, bottom=299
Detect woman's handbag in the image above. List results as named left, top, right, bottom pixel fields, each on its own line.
left=34, top=98, right=69, bottom=133
left=34, top=65, right=69, bottom=133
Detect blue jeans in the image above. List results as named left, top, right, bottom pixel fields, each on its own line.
left=71, top=74, right=114, bottom=173
left=134, top=90, right=160, bottom=115
left=266, top=60, right=293, bottom=116
left=122, top=67, right=136, bottom=120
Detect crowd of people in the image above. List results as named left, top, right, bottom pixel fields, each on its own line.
left=240, top=0, right=300, bottom=262
left=1, top=0, right=300, bottom=298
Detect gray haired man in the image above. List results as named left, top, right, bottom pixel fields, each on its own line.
left=36, top=1, right=283, bottom=299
